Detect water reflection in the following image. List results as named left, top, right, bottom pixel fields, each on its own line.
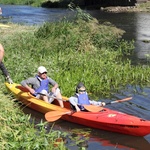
left=23, top=103, right=150, bottom=150
left=135, top=13, right=150, bottom=60
left=86, top=10, right=150, bottom=61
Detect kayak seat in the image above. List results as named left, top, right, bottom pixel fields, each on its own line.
left=16, top=85, right=30, bottom=92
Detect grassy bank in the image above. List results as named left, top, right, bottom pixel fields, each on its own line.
left=0, top=0, right=42, bottom=6
left=0, top=92, right=67, bottom=149
left=0, top=0, right=62, bottom=7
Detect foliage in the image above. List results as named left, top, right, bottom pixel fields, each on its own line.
left=68, top=2, right=93, bottom=22
left=1, top=0, right=150, bottom=12
left=0, top=0, right=66, bottom=7
left=1, top=15, right=150, bottom=99
left=0, top=0, right=42, bottom=6
left=0, top=92, right=67, bottom=149
left=136, top=2, right=150, bottom=12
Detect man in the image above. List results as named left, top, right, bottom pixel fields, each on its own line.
left=0, top=43, right=13, bottom=83
left=21, top=66, right=64, bottom=108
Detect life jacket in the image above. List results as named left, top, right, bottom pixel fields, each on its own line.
left=76, top=92, right=90, bottom=110
left=34, top=76, right=49, bottom=96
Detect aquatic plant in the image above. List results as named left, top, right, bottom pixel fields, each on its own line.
left=1, top=11, right=150, bottom=99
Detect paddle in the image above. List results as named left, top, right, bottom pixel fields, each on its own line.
left=40, top=93, right=132, bottom=112
left=45, top=111, right=72, bottom=122
left=38, top=93, right=104, bottom=112
left=45, top=97, right=132, bottom=122
left=84, top=97, right=132, bottom=112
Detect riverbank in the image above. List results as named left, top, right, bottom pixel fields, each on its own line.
left=101, top=2, right=150, bottom=13
left=0, top=90, right=67, bottom=149
left=0, top=0, right=150, bottom=12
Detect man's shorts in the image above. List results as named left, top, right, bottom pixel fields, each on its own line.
left=36, top=88, right=60, bottom=103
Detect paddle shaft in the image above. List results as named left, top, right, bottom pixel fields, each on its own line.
left=38, top=93, right=131, bottom=105
left=39, top=92, right=132, bottom=112
left=105, top=97, right=132, bottom=105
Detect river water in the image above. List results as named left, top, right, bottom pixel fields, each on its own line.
left=0, top=4, right=150, bottom=150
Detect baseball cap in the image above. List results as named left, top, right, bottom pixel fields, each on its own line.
left=76, top=82, right=85, bottom=89
left=38, top=66, right=47, bottom=74
left=76, top=82, right=85, bottom=93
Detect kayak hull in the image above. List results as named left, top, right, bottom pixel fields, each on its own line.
left=5, top=82, right=150, bottom=137
left=62, top=110, right=150, bottom=137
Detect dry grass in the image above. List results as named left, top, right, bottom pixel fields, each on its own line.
left=0, top=23, right=37, bottom=39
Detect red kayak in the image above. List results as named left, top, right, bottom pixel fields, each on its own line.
left=59, top=108, right=150, bottom=137
left=5, top=82, right=150, bottom=137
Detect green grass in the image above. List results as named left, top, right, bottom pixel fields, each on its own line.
left=0, top=92, right=67, bottom=149
left=0, top=0, right=66, bottom=7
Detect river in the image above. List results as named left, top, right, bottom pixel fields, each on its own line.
left=0, top=4, right=150, bottom=150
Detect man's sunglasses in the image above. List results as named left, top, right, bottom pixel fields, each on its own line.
left=41, top=72, right=47, bottom=74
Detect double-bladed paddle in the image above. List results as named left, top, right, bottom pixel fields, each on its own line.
left=45, top=97, right=132, bottom=122
left=84, top=97, right=132, bottom=112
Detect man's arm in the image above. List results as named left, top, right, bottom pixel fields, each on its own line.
left=21, top=77, right=38, bottom=95
left=0, top=44, right=13, bottom=83
left=0, top=43, right=4, bottom=63
left=48, top=77, right=58, bottom=93
left=0, top=62, right=9, bottom=77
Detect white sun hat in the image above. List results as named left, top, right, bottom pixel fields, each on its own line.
left=38, top=66, right=47, bottom=73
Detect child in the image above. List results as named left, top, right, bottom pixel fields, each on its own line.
left=69, top=82, right=105, bottom=112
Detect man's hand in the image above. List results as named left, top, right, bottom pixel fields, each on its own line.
left=28, top=88, right=35, bottom=95
left=6, top=76, right=13, bottom=84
